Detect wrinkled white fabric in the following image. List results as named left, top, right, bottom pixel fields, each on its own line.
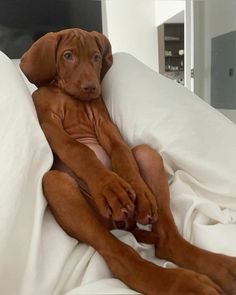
left=0, top=51, right=235, bottom=295
left=103, top=53, right=236, bottom=255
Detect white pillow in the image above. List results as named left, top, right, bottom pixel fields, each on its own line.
left=103, top=53, right=236, bottom=190
left=102, top=53, right=236, bottom=253
left=0, top=51, right=53, bottom=288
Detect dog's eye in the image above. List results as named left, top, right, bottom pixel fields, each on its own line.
left=63, top=51, right=73, bottom=61
left=93, top=53, right=102, bottom=63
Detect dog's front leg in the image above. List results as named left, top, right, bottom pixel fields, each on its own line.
left=94, top=104, right=158, bottom=225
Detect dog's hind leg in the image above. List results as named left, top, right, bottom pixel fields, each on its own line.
left=42, top=169, right=223, bottom=295
left=132, top=144, right=236, bottom=295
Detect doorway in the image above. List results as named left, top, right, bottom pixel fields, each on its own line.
left=156, top=0, right=194, bottom=91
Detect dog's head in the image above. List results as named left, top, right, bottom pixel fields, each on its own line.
left=20, top=29, right=113, bottom=101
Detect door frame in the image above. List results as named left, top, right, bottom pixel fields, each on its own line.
left=184, top=0, right=194, bottom=91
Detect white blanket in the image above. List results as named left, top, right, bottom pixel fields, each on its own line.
left=0, top=51, right=235, bottom=294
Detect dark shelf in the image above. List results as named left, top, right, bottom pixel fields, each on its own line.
left=158, top=22, right=184, bottom=83
left=165, top=69, right=184, bottom=73
left=164, top=24, right=184, bottom=76
left=165, top=55, right=184, bottom=58
left=165, top=39, right=184, bottom=43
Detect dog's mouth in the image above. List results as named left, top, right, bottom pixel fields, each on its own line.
left=62, top=84, right=101, bottom=101
left=76, top=91, right=100, bottom=101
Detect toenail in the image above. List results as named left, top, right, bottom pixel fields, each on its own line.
left=121, top=208, right=129, bottom=215
left=127, top=204, right=134, bottom=211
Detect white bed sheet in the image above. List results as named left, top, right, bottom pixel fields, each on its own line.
left=0, top=50, right=235, bottom=294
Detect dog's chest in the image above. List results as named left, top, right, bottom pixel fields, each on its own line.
left=63, top=102, right=97, bottom=140
left=62, top=101, right=111, bottom=168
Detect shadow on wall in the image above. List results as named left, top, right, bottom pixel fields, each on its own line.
left=0, top=0, right=102, bottom=58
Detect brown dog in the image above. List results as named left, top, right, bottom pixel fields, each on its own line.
left=20, top=28, right=236, bottom=295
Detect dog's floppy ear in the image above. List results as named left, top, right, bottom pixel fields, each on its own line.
left=91, top=31, right=113, bottom=80
left=20, top=32, right=60, bottom=87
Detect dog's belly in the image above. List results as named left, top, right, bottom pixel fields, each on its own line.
left=53, top=137, right=111, bottom=195
left=76, top=137, right=112, bottom=169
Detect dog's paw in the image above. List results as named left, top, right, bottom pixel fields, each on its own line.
left=200, top=253, right=236, bottom=295
left=131, top=179, right=158, bottom=225
left=167, top=268, right=226, bottom=295
left=90, top=171, right=136, bottom=221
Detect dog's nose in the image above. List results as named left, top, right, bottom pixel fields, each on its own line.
left=81, top=81, right=97, bottom=94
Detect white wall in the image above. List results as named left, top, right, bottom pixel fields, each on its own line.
left=102, top=0, right=186, bottom=73
left=102, top=0, right=158, bottom=71
left=155, top=0, right=185, bottom=26
left=194, top=0, right=236, bottom=123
